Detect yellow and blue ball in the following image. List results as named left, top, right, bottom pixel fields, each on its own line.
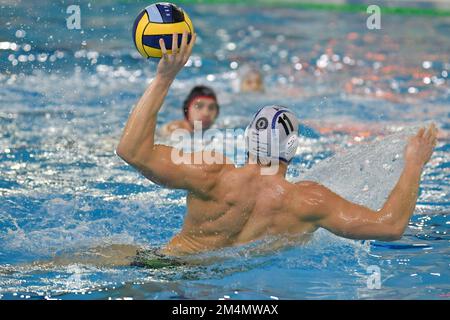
left=132, top=2, right=194, bottom=58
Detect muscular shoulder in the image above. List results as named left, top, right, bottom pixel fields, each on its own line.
left=198, top=150, right=235, bottom=174
left=285, top=181, right=331, bottom=222
left=293, top=180, right=328, bottom=197
left=181, top=150, right=234, bottom=196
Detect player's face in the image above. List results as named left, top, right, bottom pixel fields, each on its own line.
left=188, top=97, right=218, bottom=129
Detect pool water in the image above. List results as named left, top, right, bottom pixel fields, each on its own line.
left=0, top=1, right=449, bottom=299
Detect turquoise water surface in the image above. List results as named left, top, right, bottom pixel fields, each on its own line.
left=0, top=1, right=449, bottom=299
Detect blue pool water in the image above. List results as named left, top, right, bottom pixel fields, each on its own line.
left=0, top=1, right=449, bottom=299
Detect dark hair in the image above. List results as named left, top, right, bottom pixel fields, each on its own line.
left=183, top=85, right=219, bottom=120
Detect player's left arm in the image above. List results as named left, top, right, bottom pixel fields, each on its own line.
left=293, top=124, right=437, bottom=241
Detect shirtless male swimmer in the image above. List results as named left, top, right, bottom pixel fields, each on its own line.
left=116, top=32, right=438, bottom=257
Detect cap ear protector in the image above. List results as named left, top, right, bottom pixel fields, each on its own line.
left=245, top=105, right=299, bottom=163
left=284, top=134, right=299, bottom=162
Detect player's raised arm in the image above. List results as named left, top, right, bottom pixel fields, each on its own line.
left=116, top=32, right=225, bottom=193
left=295, top=124, right=437, bottom=241
left=117, top=32, right=195, bottom=159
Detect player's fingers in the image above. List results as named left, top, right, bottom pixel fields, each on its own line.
left=429, top=127, right=438, bottom=143
left=425, top=123, right=437, bottom=142
left=424, top=126, right=432, bottom=141
left=431, top=124, right=438, bottom=143
left=160, top=38, right=168, bottom=60
left=180, top=31, right=188, bottom=55
left=432, top=124, right=438, bottom=139
left=428, top=123, right=436, bottom=134
left=416, top=127, right=425, bottom=138
left=172, top=33, right=178, bottom=54
left=186, top=33, right=196, bottom=56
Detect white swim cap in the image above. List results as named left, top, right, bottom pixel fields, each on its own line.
left=245, top=105, right=299, bottom=163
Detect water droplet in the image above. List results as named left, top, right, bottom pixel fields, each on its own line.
left=408, top=87, right=418, bottom=94
left=422, top=61, right=432, bottom=69
left=226, top=42, right=236, bottom=51
left=15, top=29, right=26, bottom=38
left=230, top=61, right=238, bottom=69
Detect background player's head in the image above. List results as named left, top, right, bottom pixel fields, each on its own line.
left=183, top=86, right=219, bottom=129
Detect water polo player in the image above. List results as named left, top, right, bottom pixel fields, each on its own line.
left=117, top=32, right=438, bottom=256
left=161, top=85, right=219, bottom=135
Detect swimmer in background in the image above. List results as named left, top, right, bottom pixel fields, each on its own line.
left=163, top=66, right=263, bottom=136
left=237, top=65, right=308, bottom=98
left=161, top=85, right=220, bottom=135
left=117, top=32, right=438, bottom=257
left=239, top=67, right=265, bottom=93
